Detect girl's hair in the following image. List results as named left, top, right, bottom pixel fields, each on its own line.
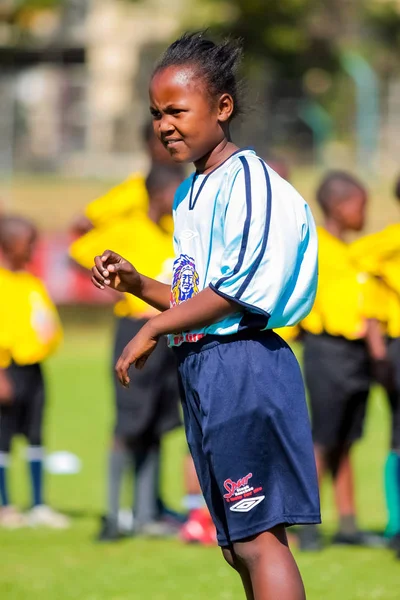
left=316, top=171, right=366, bottom=214
left=153, top=31, right=243, bottom=119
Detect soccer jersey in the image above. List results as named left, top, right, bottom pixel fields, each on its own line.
left=301, top=227, right=379, bottom=340
left=69, top=210, right=174, bottom=318
left=168, top=148, right=318, bottom=346
left=0, top=268, right=62, bottom=368
left=350, top=224, right=400, bottom=337
left=85, top=174, right=148, bottom=228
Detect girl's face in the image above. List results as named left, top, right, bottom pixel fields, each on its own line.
left=149, top=66, right=233, bottom=166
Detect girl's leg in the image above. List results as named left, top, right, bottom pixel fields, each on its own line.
left=232, top=526, right=306, bottom=600
left=221, top=547, right=254, bottom=600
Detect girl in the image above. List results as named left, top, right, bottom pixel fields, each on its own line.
left=92, top=32, right=320, bottom=600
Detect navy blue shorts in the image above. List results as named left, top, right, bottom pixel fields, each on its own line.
left=174, top=330, right=321, bottom=547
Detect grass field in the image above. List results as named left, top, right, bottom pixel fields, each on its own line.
left=1, top=317, right=399, bottom=600
left=1, top=169, right=399, bottom=598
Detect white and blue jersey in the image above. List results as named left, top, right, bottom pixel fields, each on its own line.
left=168, top=148, right=318, bottom=347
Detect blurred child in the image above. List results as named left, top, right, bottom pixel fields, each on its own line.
left=70, top=164, right=184, bottom=541
left=349, top=175, right=400, bottom=554
left=70, top=121, right=179, bottom=237
left=300, top=172, right=383, bottom=550
left=0, top=216, right=66, bottom=528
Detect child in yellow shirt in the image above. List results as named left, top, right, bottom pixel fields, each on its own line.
left=0, top=216, right=66, bottom=529
left=70, top=164, right=184, bottom=541
left=300, top=172, right=384, bottom=550
left=349, top=175, right=400, bottom=554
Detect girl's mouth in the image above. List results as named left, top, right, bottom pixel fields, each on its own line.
left=165, top=139, right=183, bottom=147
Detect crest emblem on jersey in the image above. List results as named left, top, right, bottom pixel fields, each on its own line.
left=171, top=254, right=199, bottom=305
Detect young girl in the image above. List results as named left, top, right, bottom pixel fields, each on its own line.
left=92, top=32, right=320, bottom=600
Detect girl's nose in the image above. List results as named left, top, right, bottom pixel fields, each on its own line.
left=159, top=115, right=175, bottom=134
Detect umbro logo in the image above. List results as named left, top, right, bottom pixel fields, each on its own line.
left=180, top=229, right=198, bottom=241
left=229, top=496, right=265, bottom=513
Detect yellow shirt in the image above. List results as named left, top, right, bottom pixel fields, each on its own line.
left=0, top=268, right=63, bottom=368
left=69, top=211, right=174, bottom=318
left=350, top=224, right=400, bottom=337
left=85, top=174, right=148, bottom=228
left=301, top=227, right=376, bottom=340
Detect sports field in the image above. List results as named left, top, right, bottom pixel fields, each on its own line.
left=0, top=314, right=399, bottom=600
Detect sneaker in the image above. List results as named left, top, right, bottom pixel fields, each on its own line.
left=332, top=530, right=386, bottom=548
left=96, top=515, right=122, bottom=542
left=180, top=508, right=217, bottom=546
left=297, top=525, right=323, bottom=552
left=27, top=505, right=70, bottom=529
left=0, top=506, right=27, bottom=529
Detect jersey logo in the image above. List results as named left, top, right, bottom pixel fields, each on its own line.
left=171, top=254, right=199, bottom=305
left=224, top=473, right=253, bottom=500
left=229, top=496, right=265, bottom=513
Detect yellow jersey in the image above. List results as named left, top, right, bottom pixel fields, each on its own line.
left=69, top=210, right=174, bottom=318
left=0, top=268, right=63, bottom=368
left=85, top=174, right=148, bottom=228
left=301, top=227, right=378, bottom=340
left=350, top=224, right=400, bottom=337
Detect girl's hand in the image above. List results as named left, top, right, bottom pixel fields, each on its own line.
left=92, top=250, right=141, bottom=294
left=0, top=370, right=14, bottom=405
left=115, top=322, right=159, bottom=387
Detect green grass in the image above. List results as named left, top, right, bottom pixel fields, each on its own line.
left=1, top=322, right=399, bottom=600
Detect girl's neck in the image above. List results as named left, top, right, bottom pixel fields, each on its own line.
left=194, top=139, right=239, bottom=175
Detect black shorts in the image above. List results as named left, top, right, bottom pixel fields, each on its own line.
left=113, top=318, right=181, bottom=442
left=174, top=330, right=320, bottom=547
left=388, top=337, right=400, bottom=451
left=303, top=332, right=371, bottom=450
left=0, top=363, right=45, bottom=452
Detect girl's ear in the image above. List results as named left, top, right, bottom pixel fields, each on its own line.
left=217, top=93, right=234, bottom=123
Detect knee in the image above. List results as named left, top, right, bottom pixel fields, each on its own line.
left=232, top=539, right=263, bottom=571
left=221, top=547, right=238, bottom=571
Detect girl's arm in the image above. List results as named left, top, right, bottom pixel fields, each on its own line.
left=115, top=287, right=238, bottom=386
left=148, top=286, right=236, bottom=337
left=92, top=250, right=171, bottom=312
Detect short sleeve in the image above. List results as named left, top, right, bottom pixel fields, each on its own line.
left=349, top=226, right=400, bottom=276
left=209, top=156, right=271, bottom=313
